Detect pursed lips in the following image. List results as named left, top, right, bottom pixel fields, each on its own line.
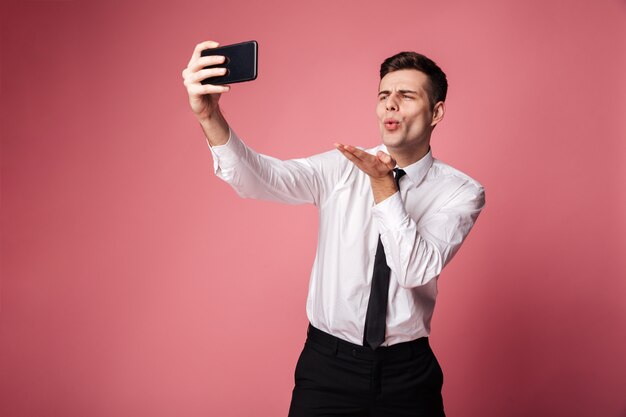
left=383, top=118, right=400, bottom=131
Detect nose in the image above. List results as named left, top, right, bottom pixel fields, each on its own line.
left=385, top=94, right=398, bottom=111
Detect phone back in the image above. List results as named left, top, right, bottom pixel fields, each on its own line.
left=200, top=40, right=258, bottom=85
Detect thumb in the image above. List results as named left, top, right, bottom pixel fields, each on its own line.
left=377, top=151, right=396, bottom=169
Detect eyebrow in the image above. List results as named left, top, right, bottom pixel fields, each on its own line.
left=378, top=89, right=419, bottom=96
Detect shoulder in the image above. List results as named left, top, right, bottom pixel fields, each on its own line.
left=429, top=158, right=484, bottom=191
left=426, top=158, right=485, bottom=210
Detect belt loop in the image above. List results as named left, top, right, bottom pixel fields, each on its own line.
left=331, top=338, right=339, bottom=356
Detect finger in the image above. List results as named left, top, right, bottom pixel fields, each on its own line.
left=188, top=83, right=230, bottom=96
left=376, top=151, right=396, bottom=169
left=334, top=143, right=355, bottom=155
left=192, top=55, right=226, bottom=72
left=334, top=143, right=361, bottom=158
left=188, top=40, right=220, bottom=67
left=334, top=143, right=373, bottom=166
left=192, top=67, right=228, bottom=83
left=341, top=145, right=376, bottom=163
left=334, top=143, right=361, bottom=161
left=334, top=143, right=350, bottom=156
left=335, top=144, right=360, bottom=163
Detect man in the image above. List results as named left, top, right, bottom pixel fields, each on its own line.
left=182, top=40, right=485, bottom=417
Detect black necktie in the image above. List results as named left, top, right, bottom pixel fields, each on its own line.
left=364, top=168, right=406, bottom=349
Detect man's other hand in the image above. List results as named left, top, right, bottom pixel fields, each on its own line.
left=334, top=144, right=398, bottom=203
left=334, top=144, right=396, bottom=179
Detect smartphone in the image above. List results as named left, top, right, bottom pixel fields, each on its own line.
left=200, top=40, right=258, bottom=85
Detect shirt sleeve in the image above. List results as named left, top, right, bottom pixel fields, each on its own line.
left=208, top=127, right=346, bottom=207
left=371, top=182, right=485, bottom=288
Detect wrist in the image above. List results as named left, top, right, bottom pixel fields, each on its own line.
left=370, top=172, right=394, bottom=184
left=199, top=111, right=230, bottom=147
left=370, top=174, right=397, bottom=204
left=197, top=106, right=223, bottom=125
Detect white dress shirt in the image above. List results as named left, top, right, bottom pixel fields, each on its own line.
left=208, top=128, right=485, bottom=346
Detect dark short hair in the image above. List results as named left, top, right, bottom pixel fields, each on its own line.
left=380, top=52, right=448, bottom=109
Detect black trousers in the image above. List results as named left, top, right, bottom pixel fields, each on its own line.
left=288, top=324, right=445, bottom=417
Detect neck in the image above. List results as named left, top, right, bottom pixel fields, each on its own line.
left=387, top=143, right=431, bottom=168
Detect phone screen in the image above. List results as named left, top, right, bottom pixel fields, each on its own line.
left=200, top=40, right=258, bottom=85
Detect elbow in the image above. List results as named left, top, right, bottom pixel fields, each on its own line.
left=396, top=270, right=442, bottom=290
left=234, top=188, right=253, bottom=199
left=395, top=245, right=444, bottom=289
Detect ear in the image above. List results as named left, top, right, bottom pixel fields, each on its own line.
left=431, top=101, right=445, bottom=127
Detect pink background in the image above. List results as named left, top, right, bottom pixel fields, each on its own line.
left=2, top=1, right=625, bottom=416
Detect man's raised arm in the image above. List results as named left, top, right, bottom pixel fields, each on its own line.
left=181, top=40, right=347, bottom=208
left=182, top=40, right=231, bottom=147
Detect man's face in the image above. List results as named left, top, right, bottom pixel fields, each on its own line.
left=376, top=69, right=442, bottom=156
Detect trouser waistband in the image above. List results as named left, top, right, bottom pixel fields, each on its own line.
left=306, top=323, right=430, bottom=361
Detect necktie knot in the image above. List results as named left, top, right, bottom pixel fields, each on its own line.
left=393, top=168, right=406, bottom=186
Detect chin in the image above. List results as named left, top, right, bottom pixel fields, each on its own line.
left=381, top=132, right=404, bottom=148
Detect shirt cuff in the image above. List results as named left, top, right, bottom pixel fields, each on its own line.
left=207, top=127, right=238, bottom=175
left=371, top=191, right=410, bottom=234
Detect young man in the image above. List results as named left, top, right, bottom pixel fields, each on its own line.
left=182, top=40, right=485, bottom=417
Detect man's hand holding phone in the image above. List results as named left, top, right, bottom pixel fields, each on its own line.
left=182, top=40, right=232, bottom=146
left=182, top=39, right=258, bottom=146
left=182, top=40, right=230, bottom=126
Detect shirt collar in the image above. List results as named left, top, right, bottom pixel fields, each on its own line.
left=379, top=145, right=434, bottom=188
